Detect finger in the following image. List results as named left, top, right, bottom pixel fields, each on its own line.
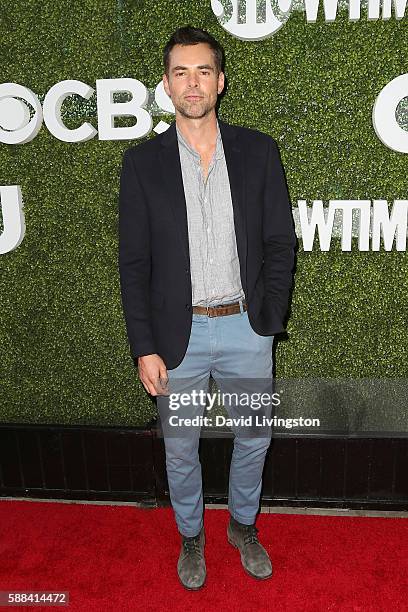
left=146, top=376, right=160, bottom=396
left=159, top=364, right=168, bottom=384
left=146, top=383, right=157, bottom=396
left=141, top=378, right=156, bottom=396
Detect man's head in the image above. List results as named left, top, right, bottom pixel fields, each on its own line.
left=162, top=26, right=225, bottom=120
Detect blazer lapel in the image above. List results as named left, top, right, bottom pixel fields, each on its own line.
left=158, top=118, right=247, bottom=285
left=159, top=121, right=190, bottom=265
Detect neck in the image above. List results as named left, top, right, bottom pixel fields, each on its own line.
left=175, top=112, right=218, bottom=151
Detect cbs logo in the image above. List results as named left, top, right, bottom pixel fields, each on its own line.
left=0, top=79, right=175, bottom=144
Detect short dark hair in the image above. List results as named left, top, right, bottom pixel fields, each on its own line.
left=163, top=26, right=225, bottom=77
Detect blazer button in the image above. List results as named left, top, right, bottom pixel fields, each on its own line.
left=185, top=304, right=191, bottom=310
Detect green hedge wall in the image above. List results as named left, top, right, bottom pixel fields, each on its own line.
left=0, top=0, right=407, bottom=427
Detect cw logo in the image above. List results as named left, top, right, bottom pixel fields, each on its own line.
left=0, top=187, right=25, bottom=254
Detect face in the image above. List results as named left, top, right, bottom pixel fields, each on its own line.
left=163, top=42, right=224, bottom=120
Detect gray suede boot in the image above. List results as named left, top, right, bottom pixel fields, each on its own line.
left=227, top=516, right=273, bottom=579
left=177, top=527, right=206, bottom=590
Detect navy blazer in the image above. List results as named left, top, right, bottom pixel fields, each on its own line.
left=119, top=118, right=296, bottom=369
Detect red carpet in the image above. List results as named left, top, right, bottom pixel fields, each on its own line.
left=0, top=501, right=407, bottom=611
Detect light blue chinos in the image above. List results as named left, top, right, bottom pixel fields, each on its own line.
left=156, top=297, right=274, bottom=538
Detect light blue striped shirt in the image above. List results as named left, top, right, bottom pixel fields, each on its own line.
left=176, top=120, right=245, bottom=307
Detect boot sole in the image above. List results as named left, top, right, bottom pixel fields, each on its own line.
left=178, top=576, right=206, bottom=591
left=227, top=534, right=273, bottom=580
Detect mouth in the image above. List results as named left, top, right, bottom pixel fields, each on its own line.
left=185, top=95, right=203, bottom=100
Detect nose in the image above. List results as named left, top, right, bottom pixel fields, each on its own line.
left=186, top=72, right=199, bottom=88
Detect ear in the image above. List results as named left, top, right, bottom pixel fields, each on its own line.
left=217, top=71, right=225, bottom=95
left=163, top=73, right=170, bottom=97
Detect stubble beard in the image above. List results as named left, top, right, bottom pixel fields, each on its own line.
left=175, top=96, right=215, bottom=120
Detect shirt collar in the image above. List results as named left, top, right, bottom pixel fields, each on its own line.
left=176, top=120, right=224, bottom=161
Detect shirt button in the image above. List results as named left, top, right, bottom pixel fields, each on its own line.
left=209, top=258, right=213, bottom=264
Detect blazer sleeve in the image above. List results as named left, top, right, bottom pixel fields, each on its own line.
left=262, top=137, right=296, bottom=329
left=118, top=148, right=157, bottom=359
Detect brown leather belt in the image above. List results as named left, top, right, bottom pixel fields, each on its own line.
left=192, top=300, right=247, bottom=317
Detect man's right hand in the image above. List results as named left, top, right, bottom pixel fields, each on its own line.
left=137, top=354, right=169, bottom=396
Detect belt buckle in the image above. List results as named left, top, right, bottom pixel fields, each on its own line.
left=206, top=305, right=211, bottom=317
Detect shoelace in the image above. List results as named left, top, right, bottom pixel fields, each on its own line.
left=183, top=537, right=203, bottom=557
left=242, top=525, right=260, bottom=546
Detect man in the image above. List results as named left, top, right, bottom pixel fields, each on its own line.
left=119, top=26, right=296, bottom=590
